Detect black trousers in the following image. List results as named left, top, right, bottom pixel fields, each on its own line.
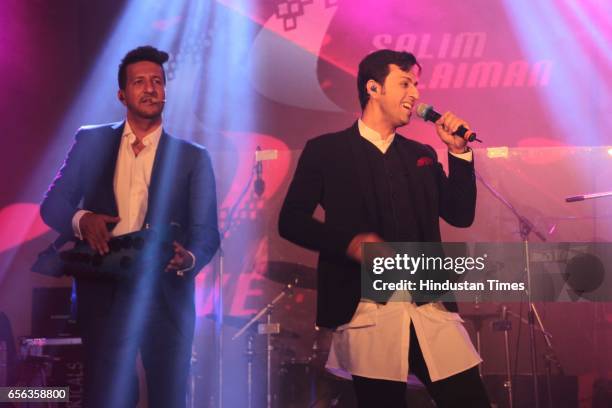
left=77, top=279, right=193, bottom=408
left=352, top=323, right=490, bottom=408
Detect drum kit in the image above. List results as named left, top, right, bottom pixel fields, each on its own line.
left=206, top=261, right=443, bottom=408
left=224, top=255, right=559, bottom=408
left=207, top=248, right=609, bottom=408
left=207, top=261, right=352, bottom=408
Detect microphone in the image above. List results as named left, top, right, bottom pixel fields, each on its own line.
left=565, top=191, right=612, bottom=202
left=254, top=146, right=264, bottom=197
left=416, top=103, right=482, bottom=143
left=253, top=147, right=278, bottom=197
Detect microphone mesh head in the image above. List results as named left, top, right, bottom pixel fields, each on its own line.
left=415, top=103, right=431, bottom=119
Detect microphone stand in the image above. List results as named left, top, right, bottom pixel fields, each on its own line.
left=212, top=157, right=258, bottom=408
left=492, top=305, right=514, bottom=408
left=232, top=281, right=296, bottom=408
left=476, top=172, right=549, bottom=408
left=502, top=306, right=513, bottom=408
left=506, top=307, right=563, bottom=408
left=566, top=190, right=612, bottom=406
left=565, top=190, right=612, bottom=202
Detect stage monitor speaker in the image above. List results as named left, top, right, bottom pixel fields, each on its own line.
left=31, top=287, right=78, bottom=338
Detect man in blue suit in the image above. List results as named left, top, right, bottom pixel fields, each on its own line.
left=40, top=46, right=220, bottom=408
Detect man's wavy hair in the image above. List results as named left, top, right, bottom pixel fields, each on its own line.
left=357, top=49, right=421, bottom=110
left=118, top=45, right=169, bottom=90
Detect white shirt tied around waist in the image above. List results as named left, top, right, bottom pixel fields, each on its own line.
left=325, top=300, right=481, bottom=383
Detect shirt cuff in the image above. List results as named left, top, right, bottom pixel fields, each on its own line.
left=72, top=210, right=91, bottom=240
left=449, top=148, right=473, bottom=162
left=176, top=250, right=196, bottom=277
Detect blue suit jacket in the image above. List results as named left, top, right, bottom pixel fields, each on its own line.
left=40, top=121, right=220, bottom=332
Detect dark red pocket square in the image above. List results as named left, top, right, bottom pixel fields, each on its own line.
left=416, top=156, right=434, bottom=167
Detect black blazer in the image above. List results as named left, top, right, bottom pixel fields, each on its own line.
left=278, top=122, right=476, bottom=329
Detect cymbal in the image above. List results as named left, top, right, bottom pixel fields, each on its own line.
left=204, top=313, right=300, bottom=338
left=265, top=261, right=317, bottom=290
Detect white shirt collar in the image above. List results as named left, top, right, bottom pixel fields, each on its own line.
left=122, top=120, right=163, bottom=148
left=357, top=119, right=395, bottom=153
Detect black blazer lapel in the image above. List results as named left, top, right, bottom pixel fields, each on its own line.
left=394, top=137, right=422, bottom=198
left=346, top=122, right=378, bottom=231
left=395, top=138, right=438, bottom=240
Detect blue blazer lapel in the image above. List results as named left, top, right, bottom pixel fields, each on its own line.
left=97, top=121, right=124, bottom=218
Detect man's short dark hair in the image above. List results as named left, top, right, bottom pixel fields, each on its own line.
left=357, top=49, right=421, bottom=110
left=118, top=45, right=169, bottom=89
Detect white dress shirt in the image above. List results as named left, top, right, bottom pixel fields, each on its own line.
left=325, top=120, right=481, bottom=382
left=71, top=121, right=195, bottom=274
left=112, top=121, right=162, bottom=236
left=72, top=121, right=161, bottom=237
